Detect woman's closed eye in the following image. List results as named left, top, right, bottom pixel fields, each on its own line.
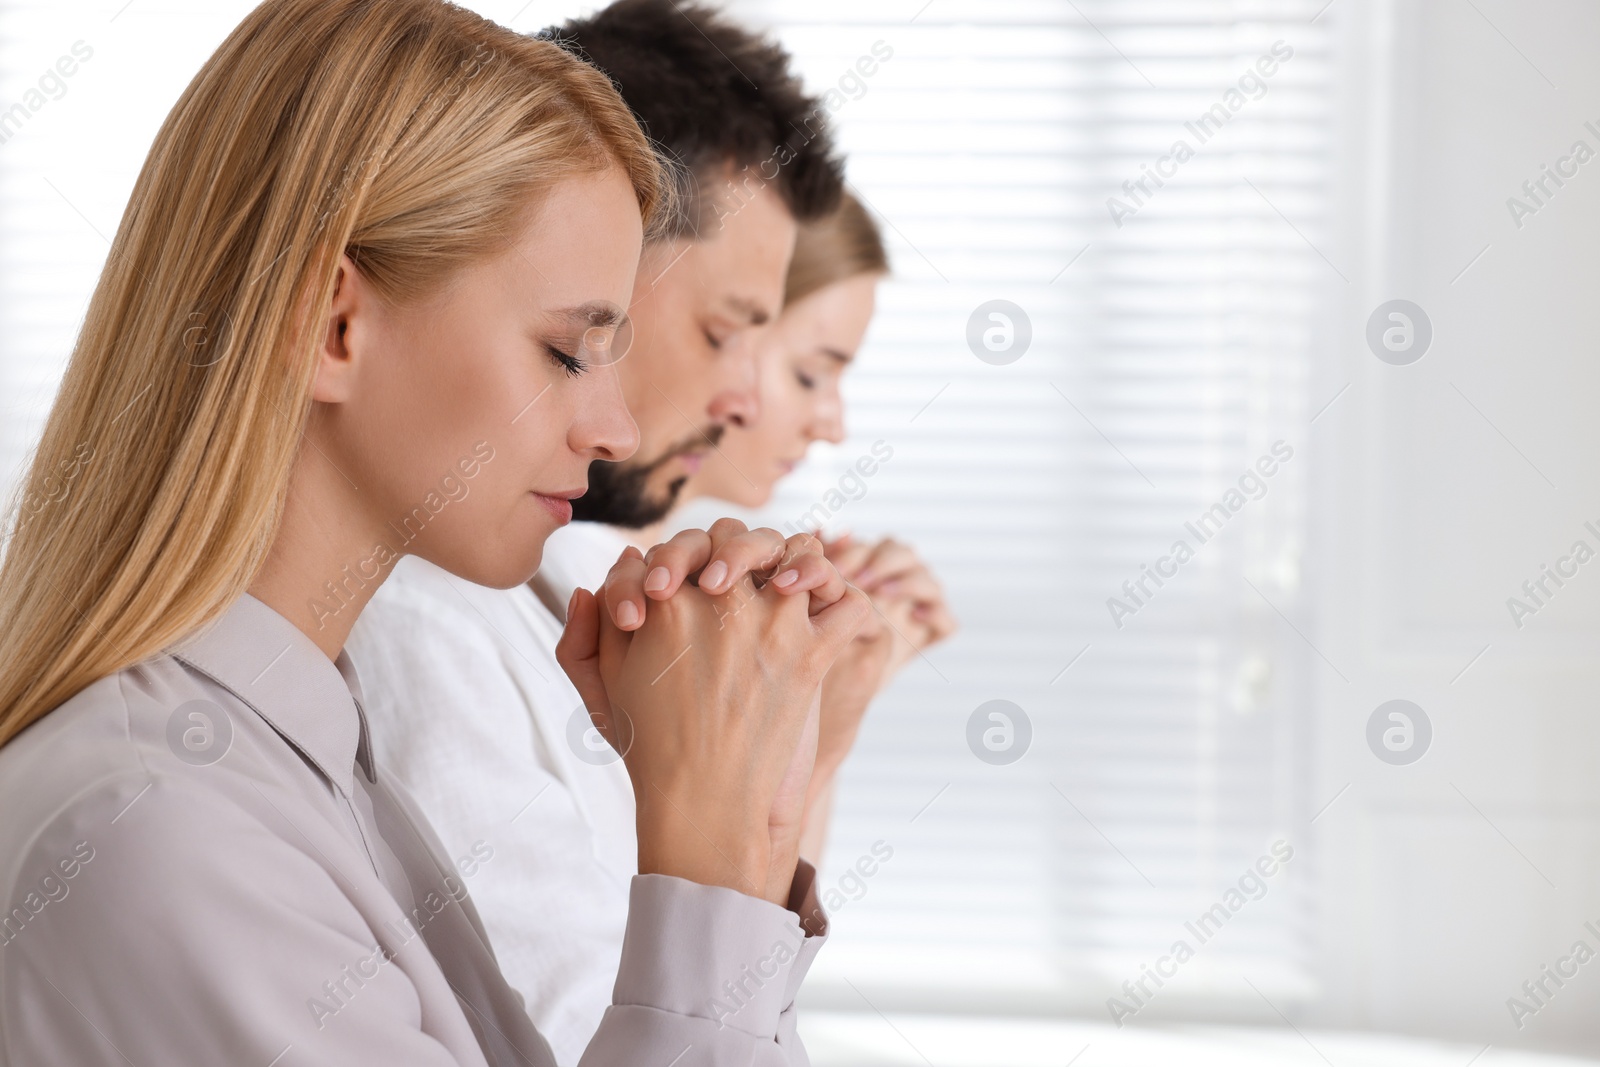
left=792, top=357, right=839, bottom=392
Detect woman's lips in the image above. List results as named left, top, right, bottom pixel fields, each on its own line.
left=534, top=495, right=572, bottom=525
left=533, top=489, right=584, bottom=525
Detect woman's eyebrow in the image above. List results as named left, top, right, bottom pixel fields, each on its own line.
left=553, top=302, right=628, bottom=330
left=722, top=295, right=771, bottom=327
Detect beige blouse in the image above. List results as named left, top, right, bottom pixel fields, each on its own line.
left=0, top=593, right=825, bottom=1065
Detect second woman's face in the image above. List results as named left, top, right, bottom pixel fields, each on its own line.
left=693, top=272, right=880, bottom=508
left=319, top=167, right=644, bottom=588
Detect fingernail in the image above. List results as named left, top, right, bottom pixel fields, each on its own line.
left=644, top=566, right=671, bottom=593
left=773, top=569, right=800, bottom=588
left=856, top=569, right=876, bottom=586
left=616, top=600, right=640, bottom=628
left=702, top=560, right=729, bottom=591
left=567, top=588, right=580, bottom=618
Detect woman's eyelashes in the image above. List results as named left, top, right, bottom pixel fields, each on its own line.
left=545, top=341, right=587, bottom=377
left=793, top=358, right=836, bottom=392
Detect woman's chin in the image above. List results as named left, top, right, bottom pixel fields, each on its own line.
left=473, top=551, right=547, bottom=590
left=418, top=538, right=547, bottom=591
left=739, top=484, right=776, bottom=511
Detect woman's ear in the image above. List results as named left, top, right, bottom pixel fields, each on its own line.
left=311, top=254, right=370, bottom=404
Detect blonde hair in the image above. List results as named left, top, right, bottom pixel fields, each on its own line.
left=0, top=0, right=663, bottom=746
left=783, top=190, right=889, bottom=306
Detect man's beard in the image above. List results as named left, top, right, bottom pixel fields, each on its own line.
left=572, top=425, right=725, bottom=529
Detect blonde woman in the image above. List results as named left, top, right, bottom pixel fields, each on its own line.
left=0, top=2, right=865, bottom=1065
left=639, top=193, right=960, bottom=860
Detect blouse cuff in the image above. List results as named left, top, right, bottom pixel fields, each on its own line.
left=782, top=858, right=828, bottom=1008
left=614, top=869, right=825, bottom=1039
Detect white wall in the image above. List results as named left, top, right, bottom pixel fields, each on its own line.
left=1312, top=0, right=1600, bottom=1056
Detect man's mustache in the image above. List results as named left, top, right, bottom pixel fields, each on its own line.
left=649, top=423, right=726, bottom=472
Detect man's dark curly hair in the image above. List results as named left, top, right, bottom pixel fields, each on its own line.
left=538, top=0, right=844, bottom=239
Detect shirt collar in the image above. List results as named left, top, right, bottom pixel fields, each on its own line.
left=173, top=593, right=370, bottom=795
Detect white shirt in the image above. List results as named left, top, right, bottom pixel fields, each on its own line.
left=0, top=592, right=826, bottom=1066
left=348, top=523, right=645, bottom=1065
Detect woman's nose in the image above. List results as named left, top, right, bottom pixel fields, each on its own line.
left=576, top=366, right=640, bottom=462
left=812, top=394, right=846, bottom=444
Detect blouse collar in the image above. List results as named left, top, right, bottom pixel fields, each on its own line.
left=173, top=593, right=373, bottom=794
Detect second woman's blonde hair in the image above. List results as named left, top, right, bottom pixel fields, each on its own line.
left=0, top=0, right=664, bottom=746
left=784, top=190, right=889, bottom=306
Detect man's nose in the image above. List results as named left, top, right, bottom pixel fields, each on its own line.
left=709, top=331, right=764, bottom=429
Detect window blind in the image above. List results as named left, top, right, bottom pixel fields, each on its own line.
left=692, top=0, right=1332, bottom=1015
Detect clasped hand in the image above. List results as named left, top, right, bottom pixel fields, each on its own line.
left=555, top=519, right=869, bottom=907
